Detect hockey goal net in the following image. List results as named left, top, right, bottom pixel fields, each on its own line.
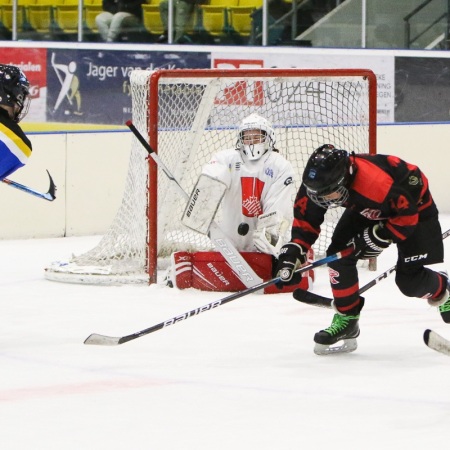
left=45, top=68, right=377, bottom=285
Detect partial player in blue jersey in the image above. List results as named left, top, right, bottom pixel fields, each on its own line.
left=0, top=64, right=32, bottom=180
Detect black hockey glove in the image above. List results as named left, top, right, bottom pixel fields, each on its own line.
left=275, top=243, right=308, bottom=285
left=350, top=224, right=392, bottom=260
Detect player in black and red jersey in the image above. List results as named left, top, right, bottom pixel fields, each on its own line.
left=276, top=144, right=449, bottom=355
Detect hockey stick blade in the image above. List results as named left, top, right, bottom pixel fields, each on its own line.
left=293, top=290, right=335, bottom=308
left=423, top=329, right=450, bottom=356
left=84, top=247, right=353, bottom=346
left=294, top=227, right=450, bottom=309
left=293, top=266, right=397, bottom=308
left=1, top=169, right=56, bottom=201
left=84, top=334, right=121, bottom=346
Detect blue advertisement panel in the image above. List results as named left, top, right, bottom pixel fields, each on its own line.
left=46, top=49, right=211, bottom=125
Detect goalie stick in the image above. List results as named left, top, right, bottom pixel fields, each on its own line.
left=126, top=120, right=263, bottom=288
left=294, top=227, right=450, bottom=309
left=1, top=170, right=56, bottom=201
left=84, top=246, right=353, bottom=346
left=423, top=329, right=450, bottom=356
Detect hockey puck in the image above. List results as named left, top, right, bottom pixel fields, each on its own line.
left=238, top=223, right=249, bottom=236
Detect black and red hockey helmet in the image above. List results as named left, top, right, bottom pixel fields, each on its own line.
left=303, top=144, right=354, bottom=208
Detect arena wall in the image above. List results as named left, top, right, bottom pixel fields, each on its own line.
left=0, top=123, right=447, bottom=239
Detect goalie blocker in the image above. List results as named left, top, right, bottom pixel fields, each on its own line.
left=168, top=250, right=314, bottom=294
left=181, top=174, right=227, bottom=235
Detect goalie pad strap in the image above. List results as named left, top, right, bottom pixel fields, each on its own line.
left=181, top=174, right=227, bottom=235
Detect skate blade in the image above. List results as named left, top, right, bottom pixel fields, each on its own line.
left=314, top=338, right=358, bottom=355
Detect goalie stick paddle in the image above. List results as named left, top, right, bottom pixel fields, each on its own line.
left=125, top=120, right=263, bottom=288
left=1, top=169, right=56, bottom=201
left=83, top=246, right=353, bottom=346
left=294, top=227, right=450, bottom=309
left=423, top=329, right=450, bottom=356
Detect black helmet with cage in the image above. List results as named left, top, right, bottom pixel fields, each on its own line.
left=0, top=64, right=30, bottom=122
left=302, top=144, right=354, bottom=208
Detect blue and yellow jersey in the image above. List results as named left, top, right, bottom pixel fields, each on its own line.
left=0, top=109, right=32, bottom=180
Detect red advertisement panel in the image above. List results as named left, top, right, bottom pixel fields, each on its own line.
left=0, top=48, right=47, bottom=121
left=213, top=59, right=264, bottom=106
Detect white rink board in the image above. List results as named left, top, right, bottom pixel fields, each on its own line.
left=0, top=130, right=130, bottom=239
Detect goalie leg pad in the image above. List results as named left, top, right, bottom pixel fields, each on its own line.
left=169, top=251, right=249, bottom=291
left=170, top=251, right=314, bottom=293
left=192, top=252, right=249, bottom=291
left=181, top=174, right=227, bottom=235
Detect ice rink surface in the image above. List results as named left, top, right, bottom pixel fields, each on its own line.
left=2, top=216, right=450, bottom=450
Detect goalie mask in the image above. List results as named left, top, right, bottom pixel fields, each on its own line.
left=303, top=144, right=354, bottom=209
left=237, top=113, right=275, bottom=162
left=0, top=64, right=30, bottom=122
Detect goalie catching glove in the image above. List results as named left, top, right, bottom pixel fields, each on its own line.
left=253, top=211, right=290, bottom=257
left=350, top=223, right=392, bottom=259
left=275, top=242, right=308, bottom=284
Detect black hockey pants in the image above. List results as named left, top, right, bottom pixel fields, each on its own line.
left=327, top=210, right=445, bottom=315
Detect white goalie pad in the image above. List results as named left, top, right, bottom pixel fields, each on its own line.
left=181, top=174, right=227, bottom=235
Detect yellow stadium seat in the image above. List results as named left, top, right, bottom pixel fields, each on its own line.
left=228, top=5, right=255, bottom=36
left=0, top=5, right=24, bottom=32
left=27, top=4, right=52, bottom=33
left=237, top=0, right=262, bottom=6
left=199, top=0, right=238, bottom=37
left=84, top=3, right=102, bottom=32
left=142, top=2, right=164, bottom=36
left=54, top=4, right=81, bottom=33
left=208, top=0, right=238, bottom=5
left=200, top=5, right=227, bottom=36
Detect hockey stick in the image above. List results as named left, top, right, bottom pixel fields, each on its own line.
left=126, top=120, right=263, bottom=288
left=423, top=329, right=450, bottom=356
left=1, top=170, right=56, bottom=201
left=84, top=246, right=353, bottom=346
left=294, top=227, right=450, bottom=308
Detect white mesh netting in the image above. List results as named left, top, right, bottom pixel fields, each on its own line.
left=45, top=69, right=375, bottom=284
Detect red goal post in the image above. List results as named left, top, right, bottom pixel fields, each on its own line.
left=45, top=68, right=377, bottom=285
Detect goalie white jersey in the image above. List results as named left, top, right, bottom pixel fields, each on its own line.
left=202, top=148, right=295, bottom=252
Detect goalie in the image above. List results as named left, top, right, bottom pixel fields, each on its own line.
left=169, top=113, right=314, bottom=293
